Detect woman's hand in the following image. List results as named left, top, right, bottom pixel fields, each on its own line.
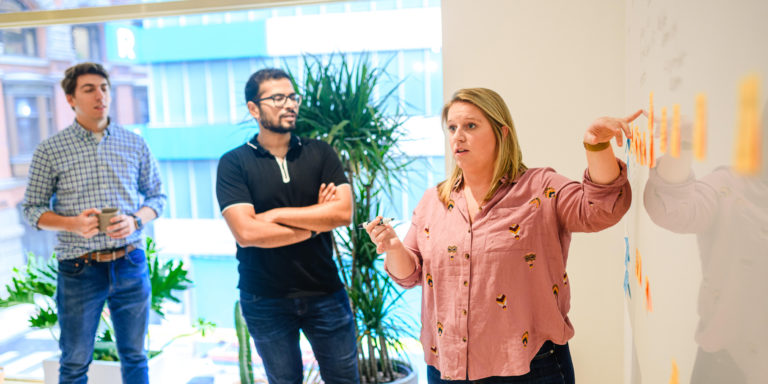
left=364, top=215, right=402, bottom=254
left=584, top=109, right=642, bottom=146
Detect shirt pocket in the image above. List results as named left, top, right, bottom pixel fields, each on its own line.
left=485, top=205, right=540, bottom=253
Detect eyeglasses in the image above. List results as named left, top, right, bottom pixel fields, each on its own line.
left=253, top=93, right=303, bottom=107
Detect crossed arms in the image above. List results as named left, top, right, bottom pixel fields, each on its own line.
left=222, top=182, right=353, bottom=248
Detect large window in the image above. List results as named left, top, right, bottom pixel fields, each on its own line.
left=72, top=24, right=102, bottom=61
left=0, top=1, right=443, bottom=381
left=3, top=84, right=55, bottom=176
left=0, top=0, right=37, bottom=57
left=0, top=27, right=37, bottom=56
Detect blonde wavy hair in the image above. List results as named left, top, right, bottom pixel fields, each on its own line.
left=437, top=88, right=527, bottom=205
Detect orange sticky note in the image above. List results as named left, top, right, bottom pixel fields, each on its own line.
left=649, top=92, right=655, bottom=133
left=645, top=275, right=653, bottom=312
left=643, top=130, right=648, bottom=166
left=660, top=107, right=668, bottom=154
left=669, top=359, right=679, bottom=384
left=635, top=248, right=642, bottom=285
left=649, top=111, right=656, bottom=168
left=633, top=125, right=640, bottom=162
left=671, top=104, right=681, bottom=158
left=734, top=75, right=761, bottom=175
left=693, top=93, right=707, bottom=161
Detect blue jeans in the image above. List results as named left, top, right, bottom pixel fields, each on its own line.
left=239, top=288, right=359, bottom=384
left=427, top=341, right=575, bottom=384
left=56, top=248, right=151, bottom=384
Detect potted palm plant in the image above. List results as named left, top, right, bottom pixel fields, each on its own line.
left=289, top=53, right=418, bottom=384
left=0, top=237, right=214, bottom=383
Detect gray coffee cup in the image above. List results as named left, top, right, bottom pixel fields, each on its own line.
left=98, top=208, right=119, bottom=233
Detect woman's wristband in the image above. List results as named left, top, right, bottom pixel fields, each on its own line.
left=583, top=141, right=611, bottom=152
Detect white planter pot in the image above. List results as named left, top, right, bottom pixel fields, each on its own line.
left=43, top=353, right=166, bottom=384
left=386, top=362, right=418, bottom=384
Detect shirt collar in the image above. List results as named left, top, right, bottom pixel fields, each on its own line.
left=247, top=133, right=302, bottom=156
left=72, top=118, right=113, bottom=141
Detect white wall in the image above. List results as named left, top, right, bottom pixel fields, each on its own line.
left=441, top=1, right=627, bottom=382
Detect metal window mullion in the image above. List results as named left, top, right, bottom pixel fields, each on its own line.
left=188, top=160, right=198, bottom=219
left=182, top=62, right=192, bottom=125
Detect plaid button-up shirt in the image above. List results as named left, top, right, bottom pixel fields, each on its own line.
left=22, top=120, right=166, bottom=260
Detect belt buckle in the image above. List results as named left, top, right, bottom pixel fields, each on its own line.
left=104, top=250, right=118, bottom=262
left=93, top=248, right=120, bottom=262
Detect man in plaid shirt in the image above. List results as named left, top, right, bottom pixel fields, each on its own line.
left=22, top=62, right=165, bottom=384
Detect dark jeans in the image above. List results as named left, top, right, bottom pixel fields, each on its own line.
left=56, top=248, right=150, bottom=384
left=239, top=288, right=359, bottom=384
left=427, top=341, right=575, bottom=384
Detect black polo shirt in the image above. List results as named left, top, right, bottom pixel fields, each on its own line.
left=216, top=134, right=348, bottom=298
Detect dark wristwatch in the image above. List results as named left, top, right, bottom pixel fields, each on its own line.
left=130, top=214, right=144, bottom=231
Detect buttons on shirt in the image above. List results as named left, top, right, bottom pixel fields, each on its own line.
left=463, top=280, right=468, bottom=287
left=462, top=309, right=467, bottom=316
left=464, top=253, right=470, bottom=259
left=462, top=337, right=467, bottom=342
left=467, top=228, right=471, bottom=233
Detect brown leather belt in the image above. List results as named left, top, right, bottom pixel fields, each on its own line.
left=78, top=244, right=137, bottom=263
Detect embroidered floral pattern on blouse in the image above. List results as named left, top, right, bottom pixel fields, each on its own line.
left=544, top=187, right=556, bottom=198
left=524, top=252, right=536, bottom=269
left=496, top=294, right=507, bottom=310
left=509, top=224, right=521, bottom=239
left=522, top=331, right=529, bottom=347
left=447, top=245, right=457, bottom=260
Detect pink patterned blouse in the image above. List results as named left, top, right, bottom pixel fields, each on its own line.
left=388, top=160, right=631, bottom=380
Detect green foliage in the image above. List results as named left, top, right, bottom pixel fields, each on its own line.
left=146, top=237, right=192, bottom=318
left=0, top=253, right=58, bottom=328
left=234, top=300, right=254, bottom=384
left=290, top=53, right=415, bottom=383
left=0, top=237, right=210, bottom=361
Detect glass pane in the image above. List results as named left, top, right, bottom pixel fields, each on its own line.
left=14, top=96, right=40, bottom=156
left=0, top=2, right=444, bottom=381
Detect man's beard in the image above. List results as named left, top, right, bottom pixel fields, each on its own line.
left=259, top=116, right=295, bottom=134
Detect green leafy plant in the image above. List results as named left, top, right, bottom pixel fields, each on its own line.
left=0, top=237, right=214, bottom=360
left=289, top=53, right=416, bottom=383
left=234, top=300, right=254, bottom=384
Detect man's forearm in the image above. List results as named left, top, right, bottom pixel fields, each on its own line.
left=134, top=206, right=158, bottom=227
left=227, top=216, right=312, bottom=248
left=37, top=211, right=74, bottom=232
left=266, top=201, right=351, bottom=232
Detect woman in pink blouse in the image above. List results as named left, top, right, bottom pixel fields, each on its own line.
left=365, top=88, right=639, bottom=383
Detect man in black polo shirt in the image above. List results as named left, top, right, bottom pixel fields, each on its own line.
left=216, top=68, right=358, bottom=384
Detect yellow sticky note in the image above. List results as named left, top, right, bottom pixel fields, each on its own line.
left=660, top=107, right=668, bottom=154
left=693, top=93, right=707, bottom=161
left=669, top=359, right=679, bottom=384
left=671, top=104, right=681, bottom=158
left=649, top=104, right=656, bottom=168
left=734, top=74, right=761, bottom=175
left=649, top=92, right=655, bottom=133
left=634, top=125, right=640, bottom=162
